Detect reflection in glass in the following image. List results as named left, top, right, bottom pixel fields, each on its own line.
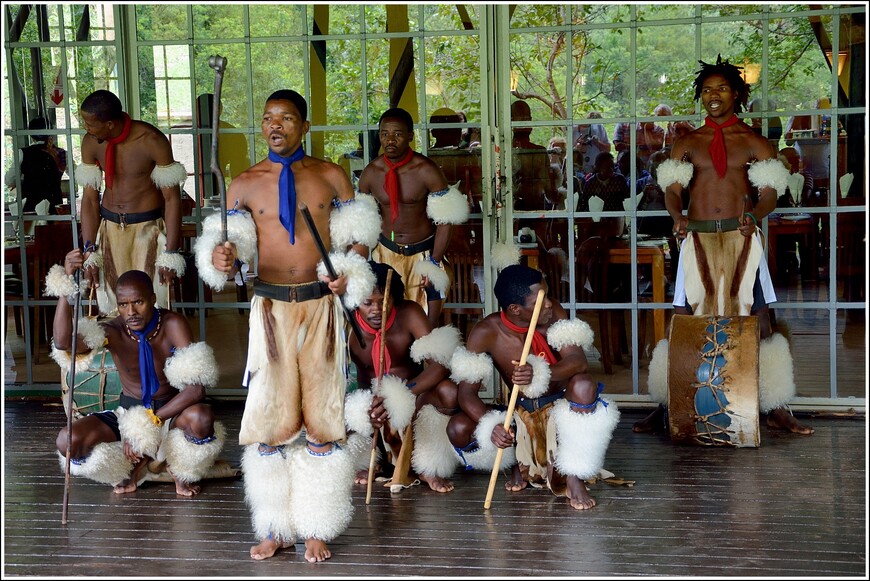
left=836, top=309, right=866, bottom=399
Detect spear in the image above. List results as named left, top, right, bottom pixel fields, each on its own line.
left=207, top=55, right=228, bottom=243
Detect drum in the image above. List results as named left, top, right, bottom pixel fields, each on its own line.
left=667, top=314, right=760, bottom=448
left=60, top=347, right=122, bottom=420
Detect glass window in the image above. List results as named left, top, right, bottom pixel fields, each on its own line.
left=135, top=5, right=189, bottom=41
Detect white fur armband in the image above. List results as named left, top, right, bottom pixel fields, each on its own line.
left=450, top=346, right=493, bottom=385
left=316, top=251, right=375, bottom=309
left=427, top=183, right=470, bottom=225
left=491, top=240, right=521, bottom=272
left=413, top=258, right=449, bottom=294
left=547, top=318, right=594, bottom=353
left=164, top=342, right=219, bottom=391
left=75, top=162, right=102, bottom=191
left=410, top=325, right=461, bottom=368
left=374, top=374, right=416, bottom=433
left=44, top=264, right=86, bottom=300
left=657, top=159, right=693, bottom=191
left=155, top=252, right=186, bottom=277
left=49, top=317, right=107, bottom=373
left=193, top=210, right=257, bottom=291
left=748, top=158, right=789, bottom=199
left=151, top=161, right=188, bottom=189
left=117, top=406, right=162, bottom=459
left=345, top=389, right=375, bottom=436
left=329, top=194, right=381, bottom=250
left=521, top=354, right=551, bottom=399
left=83, top=250, right=102, bottom=270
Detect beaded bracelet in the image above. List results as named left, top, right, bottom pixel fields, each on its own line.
left=744, top=212, right=758, bottom=227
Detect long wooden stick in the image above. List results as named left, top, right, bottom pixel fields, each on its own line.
left=62, top=268, right=82, bottom=524
left=483, top=288, right=546, bottom=510
left=366, top=269, right=393, bottom=505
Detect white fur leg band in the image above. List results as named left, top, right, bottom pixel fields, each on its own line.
left=164, top=341, right=219, bottom=391
left=459, top=409, right=516, bottom=471
left=491, top=240, right=521, bottom=272
left=758, top=333, right=796, bottom=412
left=58, top=442, right=133, bottom=486
left=194, top=210, right=257, bottom=291
left=345, top=431, right=378, bottom=471
left=375, top=375, right=416, bottom=433
left=241, top=443, right=296, bottom=544
left=411, top=405, right=460, bottom=479
left=551, top=397, right=620, bottom=480
left=656, top=159, right=693, bottom=191
left=75, top=162, right=102, bottom=191
left=646, top=339, right=669, bottom=404
left=547, top=318, right=595, bottom=353
left=155, top=252, right=186, bottom=277
left=288, top=441, right=355, bottom=542
left=117, top=406, right=162, bottom=459
left=329, top=193, right=381, bottom=250
left=345, top=389, right=375, bottom=436
left=49, top=317, right=106, bottom=373
left=163, top=422, right=226, bottom=484
left=413, top=258, right=449, bottom=294
left=427, top=184, right=470, bottom=225
left=520, top=354, right=551, bottom=399
left=151, top=161, right=188, bottom=189
left=748, top=158, right=789, bottom=199
left=450, top=346, right=493, bottom=385
left=410, top=325, right=461, bottom=368
left=316, top=251, right=375, bottom=309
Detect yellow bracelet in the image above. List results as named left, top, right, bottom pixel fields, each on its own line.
left=146, top=408, right=163, bottom=427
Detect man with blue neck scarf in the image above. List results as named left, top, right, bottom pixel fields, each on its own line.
left=447, top=265, right=620, bottom=511
left=194, top=89, right=379, bottom=563
left=48, top=257, right=225, bottom=498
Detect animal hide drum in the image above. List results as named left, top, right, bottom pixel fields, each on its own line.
left=667, top=314, right=760, bottom=448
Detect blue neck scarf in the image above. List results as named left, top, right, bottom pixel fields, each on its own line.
left=269, top=147, right=305, bottom=245
left=131, top=309, right=161, bottom=409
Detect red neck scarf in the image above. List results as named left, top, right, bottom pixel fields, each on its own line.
left=383, top=148, right=414, bottom=223
left=704, top=115, right=741, bottom=178
left=355, top=307, right=397, bottom=376
left=103, top=113, right=132, bottom=190
left=499, top=311, right=557, bottom=364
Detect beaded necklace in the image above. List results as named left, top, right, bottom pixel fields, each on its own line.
left=123, top=308, right=162, bottom=343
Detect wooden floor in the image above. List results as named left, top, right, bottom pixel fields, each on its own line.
left=3, top=399, right=866, bottom=577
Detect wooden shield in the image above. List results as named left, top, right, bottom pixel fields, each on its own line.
left=667, top=314, right=760, bottom=448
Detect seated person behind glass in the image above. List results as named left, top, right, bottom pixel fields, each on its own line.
left=579, top=152, right=628, bottom=238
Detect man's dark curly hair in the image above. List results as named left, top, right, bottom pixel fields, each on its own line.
left=692, top=54, right=750, bottom=114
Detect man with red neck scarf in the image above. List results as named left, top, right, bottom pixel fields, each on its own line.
left=447, top=264, right=619, bottom=511
left=635, top=55, right=813, bottom=436
left=76, top=90, right=187, bottom=315
left=359, top=108, right=469, bottom=328
left=343, top=262, right=461, bottom=494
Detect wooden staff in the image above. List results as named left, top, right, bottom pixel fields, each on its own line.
left=483, top=288, right=546, bottom=510
left=366, top=269, right=393, bottom=505
left=62, top=264, right=83, bottom=524
left=207, top=54, right=228, bottom=243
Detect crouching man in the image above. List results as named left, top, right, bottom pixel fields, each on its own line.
left=48, top=250, right=224, bottom=496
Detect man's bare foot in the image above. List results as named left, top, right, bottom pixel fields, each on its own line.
left=504, top=464, right=528, bottom=492
left=566, top=475, right=596, bottom=510
left=250, top=536, right=294, bottom=561
left=419, top=473, right=454, bottom=493
left=304, top=538, right=331, bottom=563
left=174, top=479, right=201, bottom=496
left=113, top=459, right=148, bottom=494
left=633, top=404, right=667, bottom=433
left=767, top=408, right=814, bottom=435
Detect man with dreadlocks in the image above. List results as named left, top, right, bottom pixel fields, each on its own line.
left=633, top=55, right=813, bottom=436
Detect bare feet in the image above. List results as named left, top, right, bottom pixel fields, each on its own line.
left=354, top=468, right=370, bottom=485
left=632, top=404, right=667, bottom=433
left=419, top=473, right=454, bottom=493
left=250, top=536, right=294, bottom=561
left=304, top=538, right=331, bottom=563
left=504, top=464, right=529, bottom=492
left=113, top=459, right=148, bottom=494
left=767, top=408, right=814, bottom=435
left=174, top=479, right=202, bottom=496
left=566, top=475, right=596, bottom=510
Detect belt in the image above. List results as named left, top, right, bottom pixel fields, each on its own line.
left=100, top=206, right=163, bottom=226
left=378, top=233, right=435, bottom=256
left=253, top=279, right=331, bottom=303
left=687, top=217, right=742, bottom=233
left=517, top=389, right=565, bottom=413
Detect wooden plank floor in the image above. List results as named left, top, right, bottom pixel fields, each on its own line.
left=3, top=399, right=866, bottom=577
